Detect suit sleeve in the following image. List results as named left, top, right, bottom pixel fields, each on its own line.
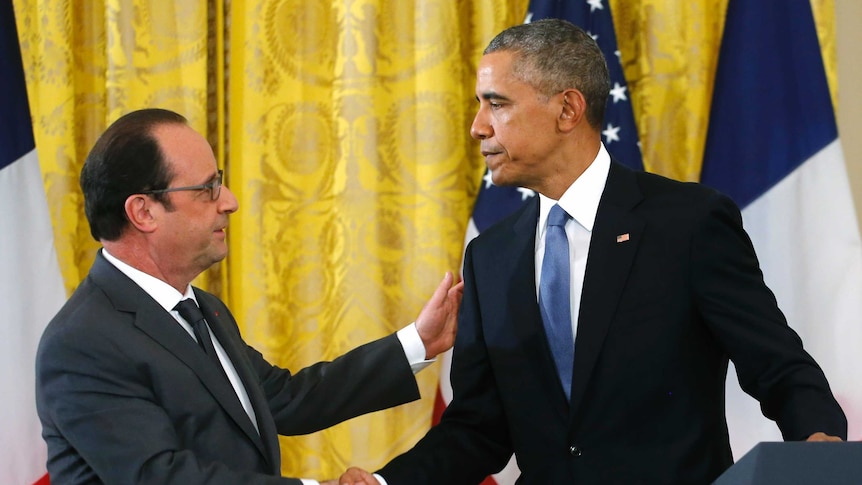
left=247, top=332, right=421, bottom=435
left=691, top=192, right=847, bottom=440
left=191, top=293, right=421, bottom=436
left=35, top=307, right=300, bottom=485
left=376, top=241, right=514, bottom=484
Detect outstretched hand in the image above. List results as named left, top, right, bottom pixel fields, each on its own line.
left=415, top=271, right=464, bottom=359
left=806, top=431, right=843, bottom=442
left=336, top=466, right=381, bottom=485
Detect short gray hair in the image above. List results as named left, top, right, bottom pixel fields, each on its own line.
left=485, top=18, right=610, bottom=130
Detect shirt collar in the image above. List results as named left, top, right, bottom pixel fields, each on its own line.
left=101, top=248, right=196, bottom=312
left=538, top=143, right=611, bottom=234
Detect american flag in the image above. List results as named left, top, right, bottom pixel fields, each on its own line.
left=432, top=2, right=642, bottom=483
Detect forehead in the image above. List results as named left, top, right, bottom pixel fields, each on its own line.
left=476, top=51, right=534, bottom=96
left=152, top=123, right=216, bottom=174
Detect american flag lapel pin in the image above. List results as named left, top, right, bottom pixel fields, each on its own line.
left=616, top=233, right=630, bottom=243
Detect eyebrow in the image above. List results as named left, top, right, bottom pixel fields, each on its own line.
left=195, top=170, right=219, bottom=185
left=477, top=91, right=512, bottom=102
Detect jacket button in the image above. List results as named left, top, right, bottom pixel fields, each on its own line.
left=569, top=445, right=582, bottom=457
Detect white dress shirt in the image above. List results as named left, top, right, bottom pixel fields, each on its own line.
left=535, top=144, right=611, bottom=345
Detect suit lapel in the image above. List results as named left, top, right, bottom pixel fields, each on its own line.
left=194, top=291, right=281, bottom=471
left=89, top=254, right=271, bottom=465
left=491, top=200, right=572, bottom=419
left=133, top=303, right=270, bottom=461
left=569, top=162, right=645, bottom=419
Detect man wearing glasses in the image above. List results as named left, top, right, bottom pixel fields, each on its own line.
left=35, top=108, right=463, bottom=485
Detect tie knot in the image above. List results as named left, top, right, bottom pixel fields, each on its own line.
left=174, top=299, right=205, bottom=325
left=548, top=204, right=569, bottom=227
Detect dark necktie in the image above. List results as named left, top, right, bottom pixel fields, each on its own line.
left=539, top=204, right=575, bottom=400
left=174, top=299, right=227, bottom=379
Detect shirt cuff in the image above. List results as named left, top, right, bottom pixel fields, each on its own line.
left=396, top=322, right=435, bottom=374
left=299, top=480, right=318, bottom=485
left=374, top=473, right=389, bottom=485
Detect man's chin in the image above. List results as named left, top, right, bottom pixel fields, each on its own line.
left=207, top=246, right=229, bottom=266
left=489, top=170, right=516, bottom=188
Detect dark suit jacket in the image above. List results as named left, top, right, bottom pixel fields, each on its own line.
left=36, top=252, right=420, bottom=484
left=378, top=162, right=846, bottom=484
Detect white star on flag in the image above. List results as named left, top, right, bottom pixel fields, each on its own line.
left=587, top=0, right=604, bottom=13
left=483, top=169, right=494, bottom=188
left=609, top=82, right=628, bottom=103
left=603, top=123, right=621, bottom=143
left=517, top=187, right=536, bottom=201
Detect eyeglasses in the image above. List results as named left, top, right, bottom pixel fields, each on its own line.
left=142, top=170, right=223, bottom=201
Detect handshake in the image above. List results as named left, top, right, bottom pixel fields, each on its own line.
left=320, top=467, right=382, bottom=485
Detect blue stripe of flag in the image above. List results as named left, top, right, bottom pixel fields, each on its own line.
left=0, top=0, right=36, bottom=170
left=700, top=0, right=837, bottom=208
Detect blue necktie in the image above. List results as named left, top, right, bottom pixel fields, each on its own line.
left=539, top=204, right=574, bottom=400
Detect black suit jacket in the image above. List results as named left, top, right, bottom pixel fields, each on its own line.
left=36, top=252, right=420, bottom=484
left=379, top=162, right=846, bottom=484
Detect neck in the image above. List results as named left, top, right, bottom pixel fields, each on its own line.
left=102, top=239, right=194, bottom=293
left=535, top=136, right=602, bottom=200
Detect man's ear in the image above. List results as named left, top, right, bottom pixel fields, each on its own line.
left=559, top=88, right=587, bottom=133
left=124, top=194, right=158, bottom=233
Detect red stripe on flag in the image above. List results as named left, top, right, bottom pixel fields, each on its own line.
left=33, top=473, right=49, bottom=485
left=432, top=387, right=446, bottom=425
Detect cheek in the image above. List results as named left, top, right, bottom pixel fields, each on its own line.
left=495, top=112, right=539, bottom=142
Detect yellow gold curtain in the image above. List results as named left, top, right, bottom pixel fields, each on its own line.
left=224, top=0, right=529, bottom=477
left=15, top=0, right=836, bottom=480
left=13, top=0, right=215, bottom=293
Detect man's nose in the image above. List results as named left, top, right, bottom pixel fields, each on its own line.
left=218, top=184, right=239, bottom=214
left=470, top=109, right=491, bottom=140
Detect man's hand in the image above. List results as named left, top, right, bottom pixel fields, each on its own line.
left=415, top=271, right=464, bottom=359
left=337, top=467, right=381, bottom=485
left=806, top=431, right=843, bottom=442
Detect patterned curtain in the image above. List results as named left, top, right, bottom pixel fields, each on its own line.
left=224, top=0, right=528, bottom=478
left=13, top=0, right=214, bottom=292
left=14, top=0, right=835, bottom=479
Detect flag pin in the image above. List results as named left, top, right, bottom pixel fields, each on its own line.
left=616, top=233, right=630, bottom=243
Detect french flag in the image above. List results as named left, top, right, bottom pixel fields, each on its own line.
left=701, top=0, right=862, bottom=456
left=0, top=2, right=66, bottom=484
